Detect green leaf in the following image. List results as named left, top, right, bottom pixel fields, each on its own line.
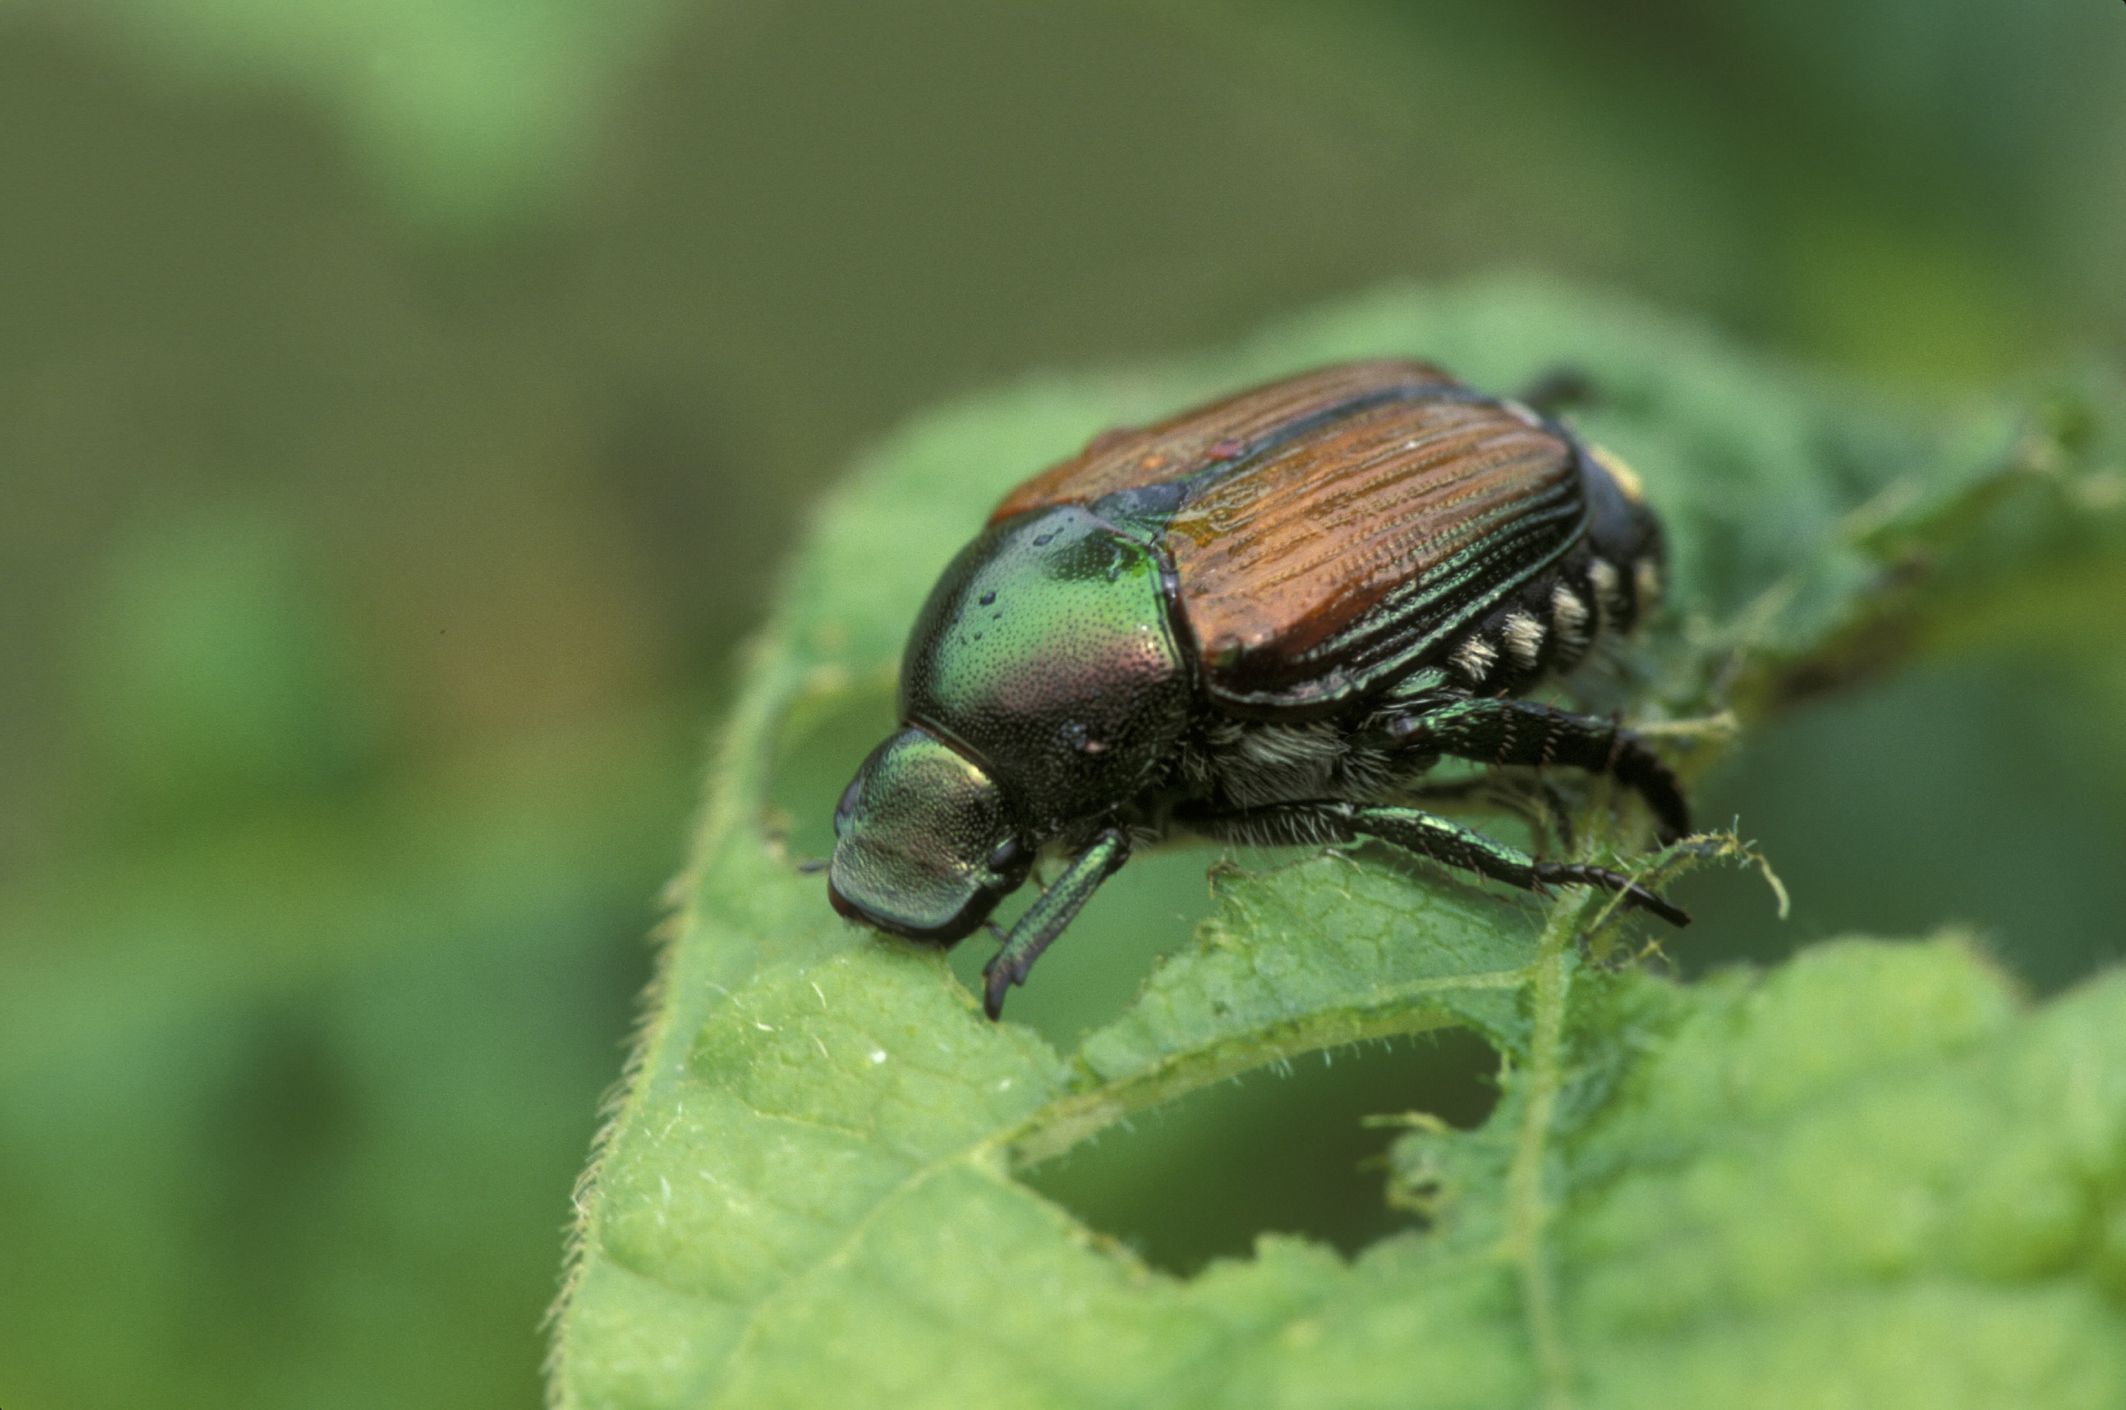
left=549, top=281, right=2123, bottom=1408
left=1378, top=936, right=2126, bottom=1408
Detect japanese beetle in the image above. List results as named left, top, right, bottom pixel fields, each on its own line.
left=828, top=361, right=1691, bottom=1018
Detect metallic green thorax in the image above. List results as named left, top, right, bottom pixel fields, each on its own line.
left=900, top=506, right=1190, bottom=833
left=829, top=505, right=1190, bottom=941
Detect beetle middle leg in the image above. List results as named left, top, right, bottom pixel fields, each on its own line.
left=1181, top=799, right=1687, bottom=926
left=1378, top=695, right=1690, bottom=842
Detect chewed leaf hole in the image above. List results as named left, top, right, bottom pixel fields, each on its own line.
left=1018, top=1026, right=1500, bottom=1276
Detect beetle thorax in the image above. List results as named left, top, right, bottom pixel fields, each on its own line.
left=899, top=506, right=1192, bottom=835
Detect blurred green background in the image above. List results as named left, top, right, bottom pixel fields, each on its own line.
left=2, top=2, right=2121, bottom=1407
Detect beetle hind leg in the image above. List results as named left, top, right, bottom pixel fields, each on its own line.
left=1380, top=695, right=1691, bottom=843
left=1182, top=799, right=1687, bottom=927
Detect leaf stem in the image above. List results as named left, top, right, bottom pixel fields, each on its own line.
left=1504, top=897, right=1581, bottom=1410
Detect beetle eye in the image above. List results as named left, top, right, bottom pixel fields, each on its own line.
left=834, top=775, right=863, bottom=830
left=985, top=837, right=1025, bottom=873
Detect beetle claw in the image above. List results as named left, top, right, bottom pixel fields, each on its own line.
left=1623, top=883, right=1691, bottom=927
left=1605, top=874, right=1689, bottom=927
left=980, top=957, right=1021, bottom=1021
left=1535, top=861, right=1690, bottom=928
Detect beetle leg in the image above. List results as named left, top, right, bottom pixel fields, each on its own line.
left=981, top=827, right=1131, bottom=1019
left=1380, top=696, right=1690, bottom=843
left=1513, top=365, right=1597, bottom=417
left=1181, top=800, right=1687, bottom=927
left=1400, top=771, right=1578, bottom=854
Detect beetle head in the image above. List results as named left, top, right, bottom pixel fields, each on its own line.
left=827, top=727, right=1030, bottom=942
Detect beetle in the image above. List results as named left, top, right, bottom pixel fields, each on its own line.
left=827, top=360, right=1691, bottom=1019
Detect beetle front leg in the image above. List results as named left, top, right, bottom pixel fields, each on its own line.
left=1182, top=800, right=1688, bottom=926
left=981, top=827, right=1131, bottom=1019
left=1380, top=696, right=1690, bottom=842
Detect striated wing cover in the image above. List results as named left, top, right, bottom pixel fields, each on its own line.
left=991, top=361, right=1590, bottom=715
left=989, top=360, right=1459, bottom=524
left=1169, top=392, right=1585, bottom=711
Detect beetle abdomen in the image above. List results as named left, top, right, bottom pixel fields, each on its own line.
left=1428, top=436, right=1665, bottom=696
